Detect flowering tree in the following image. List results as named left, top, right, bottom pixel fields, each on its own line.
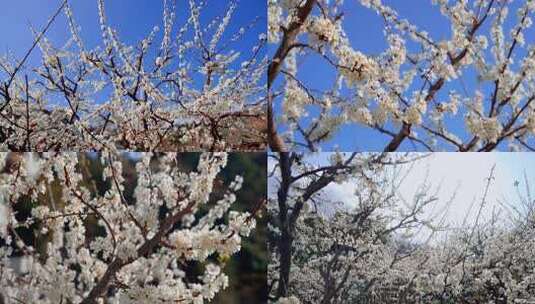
left=268, top=0, right=535, bottom=152
left=0, top=0, right=267, bottom=151
left=0, top=152, right=260, bottom=303
left=267, top=151, right=418, bottom=301
left=269, top=155, right=535, bottom=303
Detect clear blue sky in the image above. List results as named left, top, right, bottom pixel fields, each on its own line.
left=271, top=1, right=533, bottom=151
left=1, top=0, right=266, bottom=91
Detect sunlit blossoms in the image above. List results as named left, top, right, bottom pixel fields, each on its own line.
left=0, top=152, right=256, bottom=303
left=0, top=0, right=267, bottom=151
left=268, top=0, right=535, bottom=152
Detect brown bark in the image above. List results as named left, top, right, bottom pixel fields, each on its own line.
left=80, top=202, right=194, bottom=304
left=268, top=0, right=317, bottom=152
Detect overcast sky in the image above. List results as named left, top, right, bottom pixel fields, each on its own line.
left=268, top=153, right=535, bottom=232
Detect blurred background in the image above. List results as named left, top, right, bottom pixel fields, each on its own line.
left=0, top=152, right=267, bottom=303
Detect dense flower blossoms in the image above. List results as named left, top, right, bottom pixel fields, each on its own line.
left=0, top=152, right=256, bottom=303
left=268, top=0, right=535, bottom=151
left=268, top=152, right=436, bottom=303
left=274, top=205, right=535, bottom=303
left=268, top=156, right=535, bottom=303
left=0, top=0, right=267, bottom=151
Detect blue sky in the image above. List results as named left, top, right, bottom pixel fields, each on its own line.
left=271, top=0, right=534, bottom=151
left=0, top=0, right=266, bottom=89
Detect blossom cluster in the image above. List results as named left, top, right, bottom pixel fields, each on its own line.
left=269, top=0, right=535, bottom=151
left=268, top=152, right=535, bottom=303
left=0, top=0, right=267, bottom=151
left=0, top=152, right=256, bottom=303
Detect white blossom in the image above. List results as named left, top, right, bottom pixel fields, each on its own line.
left=0, top=0, right=267, bottom=151
left=269, top=0, right=535, bottom=151
left=0, top=152, right=258, bottom=303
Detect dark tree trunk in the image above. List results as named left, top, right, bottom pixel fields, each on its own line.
left=276, top=152, right=292, bottom=298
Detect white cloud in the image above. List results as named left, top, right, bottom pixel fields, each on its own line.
left=321, top=153, right=532, bottom=228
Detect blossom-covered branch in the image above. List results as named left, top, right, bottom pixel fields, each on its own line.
left=269, top=154, right=535, bottom=303
left=269, top=0, right=535, bottom=151
left=267, top=151, right=421, bottom=301
left=0, top=152, right=257, bottom=303
left=0, top=0, right=267, bottom=151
